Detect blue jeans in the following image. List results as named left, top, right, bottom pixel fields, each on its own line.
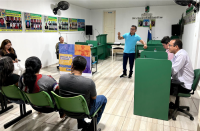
left=77, top=95, right=107, bottom=129
left=89, top=95, right=107, bottom=123
left=123, top=53, right=135, bottom=74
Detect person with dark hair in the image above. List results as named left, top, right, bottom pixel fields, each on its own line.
left=0, top=57, right=18, bottom=87
left=0, top=39, right=25, bottom=75
left=118, top=25, right=147, bottom=78
left=26, top=21, right=30, bottom=29
left=19, top=56, right=59, bottom=94
left=59, top=56, right=107, bottom=131
left=55, top=36, right=67, bottom=69
left=161, top=36, right=174, bottom=60
left=0, top=18, right=6, bottom=27
left=0, top=56, right=25, bottom=104
left=168, top=39, right=194, bottom=96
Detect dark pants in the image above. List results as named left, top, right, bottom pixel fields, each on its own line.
left=170, top=82, right=191, bottom=96
left=77, top=95, right=107, bottom=129
left=123, top=53, right=135, bottom=74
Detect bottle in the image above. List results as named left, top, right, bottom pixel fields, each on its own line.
left=154, top=48, right=157, bottom=52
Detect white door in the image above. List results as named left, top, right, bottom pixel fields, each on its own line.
left=103, top=11, right=116, bottom=43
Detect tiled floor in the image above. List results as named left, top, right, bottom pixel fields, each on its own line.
left=0, top=56, right=199, bottom=131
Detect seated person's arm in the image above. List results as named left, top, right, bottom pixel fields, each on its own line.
left=171, top=55, right=186, bottom=76
left=91, top=81, right=97, bottom=100
left=46, top=75, right=59, bottom=91
left=56, top=43, right=59, bottom=53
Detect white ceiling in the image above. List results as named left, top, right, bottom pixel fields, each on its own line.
left=61, top=0, right=177, bottom=9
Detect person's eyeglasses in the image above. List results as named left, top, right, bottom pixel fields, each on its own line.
left=168, top=44, right=173, bottom=47
left=130, top=28, right=136, bottom=31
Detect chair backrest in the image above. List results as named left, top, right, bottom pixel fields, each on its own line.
left=191, top=69, right=200, bottom=92
left=140, top=51, right=168, bottom=59
left=1, top=85, right=26, bottom=101
left=51, top=91, right=90, bottom=115
left=23, top=91, right=54, bottom=108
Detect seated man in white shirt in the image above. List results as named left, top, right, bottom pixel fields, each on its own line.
left=168, top=39, right=194, bottom=96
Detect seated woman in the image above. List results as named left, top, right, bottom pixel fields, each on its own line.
left=0, top=56, right=23, bottom=104
left=0, top=39, right=25, bottom=75
left=19, top=56, right=59, bottom=95
left=18, top=56, right=64, bottom=116
left=0, top=56, right=19, bottom=87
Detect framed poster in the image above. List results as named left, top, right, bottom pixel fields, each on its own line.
left=24, top=13, right=42, bottom=32
left=138, top=19, right=143, bottom=27
left=59, top=44, right=92, bottom=76
left=58, top=17, right=68, bottom=32
left=44, top=16, right=57, bottom=32
left=143, top=19, right=150, bottom=27
left=69, top=18, right=77, bottom=31
left=77, top=19, right=85, bottom=31
left=0, top=9, right=22, bottom=32
left=151, top=19, right=156, bottom=27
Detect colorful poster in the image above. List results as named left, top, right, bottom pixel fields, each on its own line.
left=143, top=19, right=150, bottom=27
left=69, top=18, right=77, bottom=31
left=24, top=13, right=42, bottom=32
left=58, top=17, right=68, bottom=32
left=0, top=9, right=22, bottom=32
left=59, top=44, right=92, bottom=76
left=151, top=19, right=156, bottom=27
left=138, top=20, right=143, bottom=27
left=77, top=19, right=85, bottom=31
left=44, top=16, right=57, bottom=32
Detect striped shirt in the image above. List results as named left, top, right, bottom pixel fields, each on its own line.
left=171, top=49, right=194, bottom=90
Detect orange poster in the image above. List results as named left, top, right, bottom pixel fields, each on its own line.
left=75, top=44, right=91, bottom=57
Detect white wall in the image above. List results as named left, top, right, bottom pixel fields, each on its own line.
left=0, top=0, right=90, bottom=67
left=90, top=5, right=186, bottom=43
left=182, top=0, right=200, bottom=70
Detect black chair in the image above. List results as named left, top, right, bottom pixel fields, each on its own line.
left=171, top=69, right=200, bottom=121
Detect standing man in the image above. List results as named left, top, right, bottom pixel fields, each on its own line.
left=55, top=36, right=67, bottom=69
left=118, top=25, right=147, bottom=78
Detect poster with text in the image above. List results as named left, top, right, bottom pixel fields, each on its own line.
left=77, top=19, right=85, bottom=31
left=143, top=19, right=150, bottom=27
left=69, top=18, right=77, bottom=31
left=0, top=9, right=22, bottom=32
left=24, top=13, right=42, bottom=32
left=138, top=20, right=143, bottom=27
left=59, top=44, right=92, bottom=76
left=58, top=17, right=68, bottom=32
left=151, top=19, right=155, bottom=27
left=44, top=16, right=57, bottom=32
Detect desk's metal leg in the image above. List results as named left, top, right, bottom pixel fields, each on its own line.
left=112, top=48, right=113, bottom=61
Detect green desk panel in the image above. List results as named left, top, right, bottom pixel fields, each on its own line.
left=134, top=59, right=172, bottom=120
left=140, top=51, right=168, bottom=59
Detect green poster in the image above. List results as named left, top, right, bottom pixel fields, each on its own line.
left=77, top=19, right=85, bottom=31
left=69, top=18, right=77, bottom=31
left=58, top=17, right=68, bottom=32
left=44, top=16, right=58, bottom=32
left=0, top=9, right=22, bottom=32
left=24, top=13, right=42, bottom=32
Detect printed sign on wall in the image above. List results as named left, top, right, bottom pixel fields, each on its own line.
left=44, top=16, right=58, bottom=32
left=58, top=17, right=68, bottom=32
left=24, top=13, right=42, bottom=32
left=0, top=9, right=22, bottom=31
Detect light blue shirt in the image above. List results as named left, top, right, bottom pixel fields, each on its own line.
left=123, top=33, right=141, bottom=53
